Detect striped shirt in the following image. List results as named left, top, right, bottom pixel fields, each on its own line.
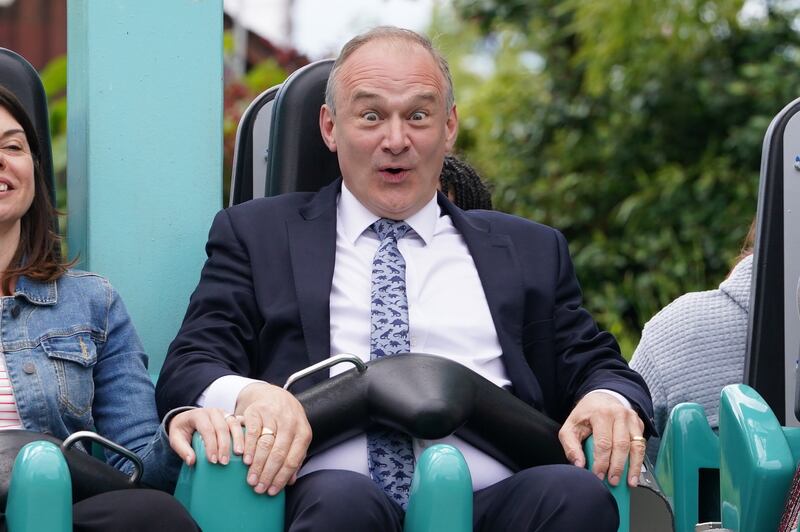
left=0, top=351, right=23, bottom=430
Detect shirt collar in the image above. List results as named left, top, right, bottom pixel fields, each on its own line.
left=13, top=276, right=58, bottom=305
left=338, top=182, right=439, bottom=246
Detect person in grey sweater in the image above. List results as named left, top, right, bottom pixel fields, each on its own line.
left=630, top=226, right=754, bottom=463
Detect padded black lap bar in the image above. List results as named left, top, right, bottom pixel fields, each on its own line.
left=297, top=353, right=568, bottom=471
left=0, top=430, right=136, bottom=511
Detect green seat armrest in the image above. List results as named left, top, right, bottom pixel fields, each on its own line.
left=6, top=440, right=72, bottom=532
left=585, top=435, right=631, bottom=532
left=173, top=433, right=284, bottom=532
left=404, top=444, right=472, bottom=532
left=654, top=402, right=719, bottom=532
left=719, top=384, right=795, bottom=532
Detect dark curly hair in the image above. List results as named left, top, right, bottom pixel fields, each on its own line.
left=439, top=155, right=493, bottom=210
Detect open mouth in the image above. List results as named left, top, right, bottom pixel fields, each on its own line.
left=379, top=166, right=411, bottom=181
left=0, top=183, right=10, bottom=192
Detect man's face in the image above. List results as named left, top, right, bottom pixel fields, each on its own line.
left=319, top=39, right=458, bottom=220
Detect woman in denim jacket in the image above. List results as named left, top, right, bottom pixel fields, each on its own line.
left=0, top=87, right=244, bottom=529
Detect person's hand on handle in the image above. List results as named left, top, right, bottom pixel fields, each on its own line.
left=168, top=407, right=246, bottom=466
left=558, top=392, right=646, bottom=488
left=234, top=381, right=312, bottom=495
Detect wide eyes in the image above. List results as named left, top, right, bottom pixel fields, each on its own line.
left=360, top=111, right=428, bottom=122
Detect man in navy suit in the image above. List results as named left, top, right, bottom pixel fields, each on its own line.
left=157, top=26, right=654, bottom=531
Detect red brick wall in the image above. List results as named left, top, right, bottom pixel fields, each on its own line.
left=0, top=0, right=67, bottom=70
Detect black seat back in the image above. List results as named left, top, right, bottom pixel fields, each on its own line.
left=745, top=97, right=800, bottom=425
left=0, top=48, right=56, bottom=205
left=229, top=85, right=280, bottom=206
left=265, top=59, right=338, bottom=196
left=229, top=60, right=338, bottom=206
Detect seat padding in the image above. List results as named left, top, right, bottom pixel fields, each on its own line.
left=297, top=353, right=568, bottom=471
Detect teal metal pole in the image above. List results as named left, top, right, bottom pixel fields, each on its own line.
left=67, top=0, right=223, bottom=376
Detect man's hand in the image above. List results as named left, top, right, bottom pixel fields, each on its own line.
left=168, top=407, right=245, bottom=466
left=558, top=392, right=646, bottom=488
left=235, top=381, right=312, bottom=495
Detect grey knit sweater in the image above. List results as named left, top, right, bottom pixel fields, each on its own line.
left=630, top=254, right=753, bottom=463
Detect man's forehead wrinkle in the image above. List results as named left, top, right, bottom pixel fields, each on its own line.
left=342, top=63, right=444, bottom=89
left=340, top=74, right=446, bottom=108
left=348, top=87, right=440, bottom=106
left=335, top=41, right=447, bottom=105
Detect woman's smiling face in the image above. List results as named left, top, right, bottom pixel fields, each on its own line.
left=0, top=104, right=35, bottom=234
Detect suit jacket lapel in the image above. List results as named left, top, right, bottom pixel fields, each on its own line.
left=287, top=179, right=341, bottom=379
left=441, top=195, right=534, bottom=403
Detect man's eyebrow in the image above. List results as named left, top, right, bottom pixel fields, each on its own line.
left=412, top=92, right=438, bottom=103
left=349, top=90, right=439, bottom=105
left=350, top=90, right=382, bottom=104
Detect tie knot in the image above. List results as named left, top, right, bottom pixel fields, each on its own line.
left=372, top=218, right=410, bottom=242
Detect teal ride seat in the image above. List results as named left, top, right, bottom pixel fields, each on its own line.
left=5, top=441, right=72, bottom=532
left=404, top=444, right=472, bottom=532
left=585, top=435, right=631, bottom=532
left=718, top=384, right=800, bottom=531
left=654, top=403, right=720, bottom=532
left=173, top=436, right=474, bottom=532
left=174, top=431, right=631, bottom=532
left=0, top=410, right=631, bottom=532
left=173, top=433, right=285, bottom=532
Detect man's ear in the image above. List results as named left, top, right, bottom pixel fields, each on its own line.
left=444, top=104, right=458, bottom=153
left=444, top=104, right=459, bottom=152
left=319, top=104, right=337, bottom=152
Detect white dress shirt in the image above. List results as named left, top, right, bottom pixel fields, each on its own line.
left=198, top=183, right=628, bottom=490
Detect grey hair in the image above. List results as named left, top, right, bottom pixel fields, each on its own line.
left=324, top=26, right=455, bottom=116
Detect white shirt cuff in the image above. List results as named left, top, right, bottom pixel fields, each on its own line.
left=583, top=389, right=632, bottom=409
left=196, top=375, right=262, bottom=413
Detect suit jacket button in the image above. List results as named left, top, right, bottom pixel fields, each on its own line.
left=23, top=363, right=35, bottom=374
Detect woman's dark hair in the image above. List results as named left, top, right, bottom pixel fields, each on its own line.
left=737, top=216, right=757, bottom=263
left=0, top=85, right=70, bottom=293
left=439, top=155, right=493, bottom=210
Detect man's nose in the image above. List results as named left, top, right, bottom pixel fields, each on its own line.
left=382, top=117, right=410, bottom=155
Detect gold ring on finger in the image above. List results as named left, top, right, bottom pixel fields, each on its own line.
left=224, top=414, right=237, bottom=422
left=261, top=427, right=276, bottom=437
left=630, top=436, right=646, bottom=444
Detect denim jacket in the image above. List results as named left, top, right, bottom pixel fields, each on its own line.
left=0, top=271, right=181, bottom=491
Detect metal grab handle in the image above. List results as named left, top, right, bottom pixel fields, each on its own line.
left=283, top=353, right=367, bottom=391
left=61, top=430, right=143, bottom=484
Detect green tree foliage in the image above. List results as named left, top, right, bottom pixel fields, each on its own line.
left=434, top=0, right=800, bottom=355
left=39, top=55, right=68, bottom=244
left=39, top=55, right=67, bottom=209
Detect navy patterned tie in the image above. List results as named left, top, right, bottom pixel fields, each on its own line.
left=367, top=218, right=415, bottom=509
